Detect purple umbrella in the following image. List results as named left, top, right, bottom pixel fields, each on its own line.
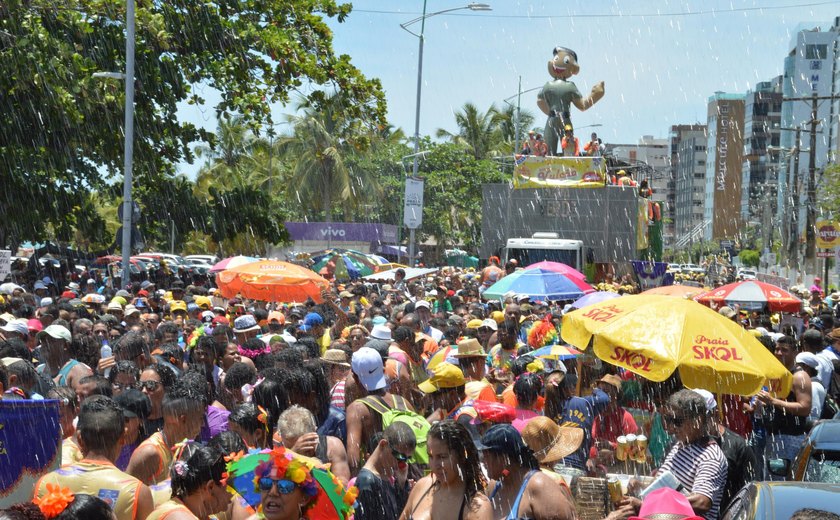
left=571, top=291, right=622, bottom=309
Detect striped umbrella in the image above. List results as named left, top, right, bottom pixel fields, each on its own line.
left=208, top=255, right=258, bottom=273
left=694, top=280, right=802, bottom=313
left=572, top=291, right=622, bottom=309
left=310, top=249, right=378, bottom=281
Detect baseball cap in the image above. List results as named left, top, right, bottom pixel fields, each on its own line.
left=37, top=324, right=72, bottom=343
left=718, top=306, right=736, bottom=319
left=466, top=319, right=483, bottom=329
left=414, top=300, right=431, bottom=310
left=351, top=347, right=386, bottom=392
left=795, top=352, right=820, bottom=370
left=692, top=389, right=717, bottom=412
left=597, top=374, right=622, bottom=392
left=479, top=318, right=498, bottom=331
left=114, top=388, right=151, bottom=419
left=140, top=280, right=155, bottom=290
left=303, top=313, right=324, bottom=327
left=169, top=300, right=188, bottom=314
left=479, top=424, right=531, bottom=456
left=418, top=362, right=465, bottom=394
left=371, top=316, right=387, bottom=326
left=1, top=319, right=30, bottom=337
left=339, top=291, right=353, bottom=299
left=39, top=297, right=54, bottom=307
left=268, top=311, right=285, bottom=324
left=26, top=319, right=44, bottom=334
left=201, top=311, right=215, bottom=323
left=33, top=281, right=47, bottom=291
left=124, top=304, right=140, bottom=317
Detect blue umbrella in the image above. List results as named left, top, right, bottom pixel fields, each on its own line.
left=482, top=267, right=593, bottom=301
left=572, top=291, right=622, bottom=309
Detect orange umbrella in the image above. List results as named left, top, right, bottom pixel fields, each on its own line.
left=216, top=260, right=330, bottom=303
left=641, top=285, right=706, bottom=298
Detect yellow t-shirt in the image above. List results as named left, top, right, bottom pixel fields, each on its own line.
left=61, top=436, right=83, bottom=466
left=34, top=459, right=144, bottom=520
left=135, top=432, right=173, bottom=484
left=146, top=498, right=197, bottom=520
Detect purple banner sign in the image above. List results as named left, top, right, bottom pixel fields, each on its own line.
left=284, top=222, right=398, bottom=243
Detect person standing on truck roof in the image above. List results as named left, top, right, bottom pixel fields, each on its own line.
left=480, top=257, right=504, bottom=295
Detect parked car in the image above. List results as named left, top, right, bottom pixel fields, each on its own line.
left=737, top=268, right=757, bottom=280
left=722, top=482, right=840, bottom=519
left=184, top=255, right=220, bottom=266
left=771, top=419, right=840, bottom=483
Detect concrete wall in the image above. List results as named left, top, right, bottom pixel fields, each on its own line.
left=481, top=184, right=639, bottom=263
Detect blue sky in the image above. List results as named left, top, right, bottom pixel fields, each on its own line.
left=176, top=0, right=840, bottom=176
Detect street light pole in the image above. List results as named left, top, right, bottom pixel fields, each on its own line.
left=119, top=0, right=136, bottom=289
left=402, top=2, right=491, bottom=267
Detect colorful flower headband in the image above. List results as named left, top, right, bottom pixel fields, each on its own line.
left=238, top=343, right=271, bottom=359
left=33, top=483, right=74, bottom=519
left=250, top=447, right=319, bottom=497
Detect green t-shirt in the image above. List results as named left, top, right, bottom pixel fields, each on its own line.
left=538, top=80, right=582, bottom=114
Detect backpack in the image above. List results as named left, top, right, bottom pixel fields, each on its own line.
left=360, top=395, right=431, bottom=465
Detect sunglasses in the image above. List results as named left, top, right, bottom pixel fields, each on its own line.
left=138, top=380, right=161, bottom=391
left=391, top=449, right=411, bottom=463
left=258, top=478, right=296, bottom=494
left=112, top=382, right=139, bottom=391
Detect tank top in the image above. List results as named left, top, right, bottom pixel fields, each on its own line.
left=138, top=432, right=174, bottom=483
left=769, top=389, right=810, bottom=436
left=37, top=359, right=80, bottom=387
left=146, top=498, right=197, bottom=520
left=149, top=479, right=172, bottom=508
left=34, top=459, right=144, bottom=520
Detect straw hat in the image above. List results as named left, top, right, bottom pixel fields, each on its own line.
left=320, top=349, right=350, bottom=368
left=827, top=328, right=840, bottom=342
left=453, top=338, right=486, bottom=358
left=520, top=416, right=584, bottom=464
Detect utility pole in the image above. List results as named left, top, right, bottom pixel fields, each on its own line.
left=783, top=93, right=840, bottom=277
left=789, top=127, right=801, bottom=274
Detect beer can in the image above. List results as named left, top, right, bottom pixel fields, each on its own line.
left=607, top=477, right=623, bottom=506
left=615, top=436, right=628, bottom=461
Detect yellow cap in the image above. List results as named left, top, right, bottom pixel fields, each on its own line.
left=491, top=311, right=505, bottom=324
left=170, top=300, right=187, bottom=313
left=194, top=296, right=212, bottom=310
left=418, top=362, right=466, bottom=394
left=466, top=319, right=483, bottom=329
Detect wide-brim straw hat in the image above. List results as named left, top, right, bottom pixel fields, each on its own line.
left=320, top=349, right=350, bottom=368
left=453, top=338, right=486, bottom=358
left=520, top=416, right=584, bottom=463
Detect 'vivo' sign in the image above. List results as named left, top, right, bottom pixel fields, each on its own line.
left=285, top=222, right=398, bottom=243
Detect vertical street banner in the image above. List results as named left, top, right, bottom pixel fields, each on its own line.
left=816, top=219, right=840, bottom=249
left=637, top=199, right=650, bottom=250
left=0, top=400, right=61, bottom=507
left=0, top=250, right=10, bottom=281
left=512, top=155, right=607, bottom=188
left=403, top=177, right=424, bottom=229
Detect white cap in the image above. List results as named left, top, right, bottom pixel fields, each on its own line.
left=692, top=389, right=717, bottom=412
left=796, top=352, right=820, bottom=370
left=414, top=300, right=431, bottom=310
left=352, top=347, right=386, bottom=392
left=479, top=318, right=498, bottom=331
left=1, top=319, right=29, bottom=337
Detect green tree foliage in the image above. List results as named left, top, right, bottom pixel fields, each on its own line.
left=738, top=249, right=760, bottom=268
left=819, top=163, right=840, bottom=215
left=436, top=103, right=504, bottom=160
left=0, top=0, right=385, bottom=250
left=278, top=94, right=380, bottom=222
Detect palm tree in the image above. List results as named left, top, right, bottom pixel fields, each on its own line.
left=494, top=105, right=535, bottom=153
left=278, top=93, right=379, bottom=223
left=194, top=115, right=257, bottom=199
left=436, top=103, right=502, bottom=160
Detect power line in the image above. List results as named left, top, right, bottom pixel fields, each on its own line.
left=354, top=1, right=839, bottom=19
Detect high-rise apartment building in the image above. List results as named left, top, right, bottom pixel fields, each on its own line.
left=741, top=77, right=782, bottom=223
left=671, top=125, right=708, bottom=246
left=704, top=93, right=745, bottom=241
left=778, top=23, right=840, bottom=231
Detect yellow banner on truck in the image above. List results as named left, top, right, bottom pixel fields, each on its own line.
left=513, top=155, right=607, bottom=189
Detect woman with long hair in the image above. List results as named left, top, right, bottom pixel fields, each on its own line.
left=400, top=420, right=492, bottom=520
left=147, top=444, right=231, bottom=520
left=481, top=424, right=576, bottom=520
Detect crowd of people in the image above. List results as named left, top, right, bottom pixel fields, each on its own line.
left=0, top=265, right=838, bottom=520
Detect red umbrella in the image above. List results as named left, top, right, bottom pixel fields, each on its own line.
left=694, top=280, right=802, bottom=313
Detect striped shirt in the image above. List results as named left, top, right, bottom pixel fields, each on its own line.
left=657, top=438, right=728, bottom=520
left=330, top=379, right=346, bottom=410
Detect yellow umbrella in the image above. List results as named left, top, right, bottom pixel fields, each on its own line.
left=561, top=295, right=792, bottom=396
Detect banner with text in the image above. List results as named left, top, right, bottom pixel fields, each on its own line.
left=513, top=155, right=607, bottom=189
left=816, top=219, right=840, bottom=249
left=0, top=400, right=61, bottom=507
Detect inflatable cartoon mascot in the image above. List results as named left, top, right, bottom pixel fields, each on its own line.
left=537, top=47, right=605, bottom=156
